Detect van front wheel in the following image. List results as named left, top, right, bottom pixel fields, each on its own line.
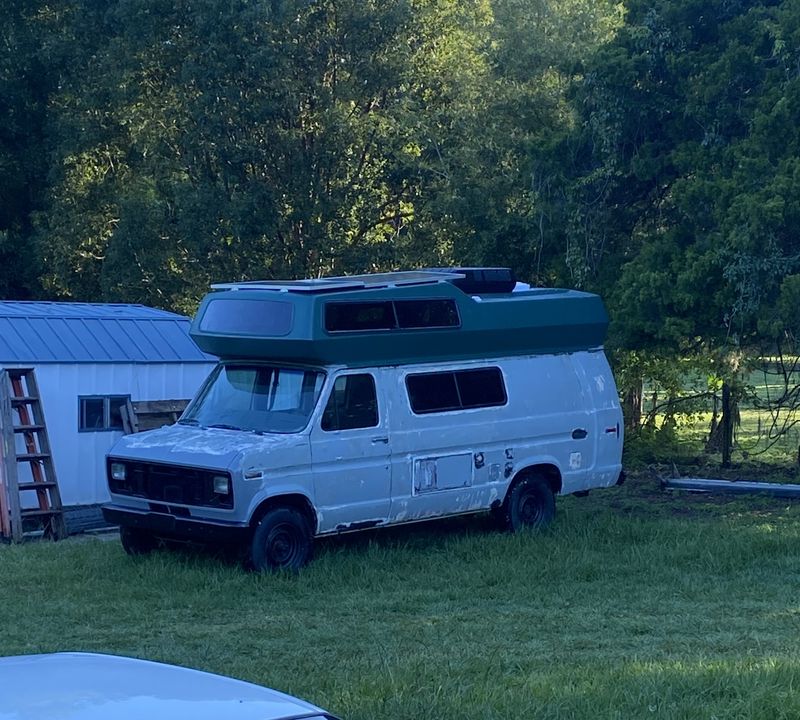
left=120, top=526, right=157, bottom=555
left=250, top=508, right=313, bottom=572
left=505, top=476, right=556, bottom=532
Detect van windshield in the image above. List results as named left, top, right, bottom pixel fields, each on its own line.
left=181, top=365, right=325, bottom=434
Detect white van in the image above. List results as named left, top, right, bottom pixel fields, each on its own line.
left=103, top=269, right=624, bottom=570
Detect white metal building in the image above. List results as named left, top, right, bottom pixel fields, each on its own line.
left=0, top=302, right=215, bottom=509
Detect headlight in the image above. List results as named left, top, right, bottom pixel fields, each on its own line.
left=110, top=462, right=127, bottom=481
left=212, top=475, right=230, bottom=495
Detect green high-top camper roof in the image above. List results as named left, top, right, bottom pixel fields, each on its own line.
left=189, top=269, right=609, bottom=367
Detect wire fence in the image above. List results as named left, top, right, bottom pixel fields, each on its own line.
left=632, top=358, right=800, bottom=465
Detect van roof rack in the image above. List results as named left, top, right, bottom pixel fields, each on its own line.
left=211, top=270, right=465, bottom=294
left=425, top=267, right=517, bottom=294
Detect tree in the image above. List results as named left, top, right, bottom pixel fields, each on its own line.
left=568, top=0, right=800, bottom=458
left=31, top=0, right=510, bottom=311
left=0, top=0, right=51, bottom=299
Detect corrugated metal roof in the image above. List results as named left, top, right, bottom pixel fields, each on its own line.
left=0, top=302, right=213, bottom=364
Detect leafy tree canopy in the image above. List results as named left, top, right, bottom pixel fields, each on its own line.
left=570, top=0, right=800, bottom=362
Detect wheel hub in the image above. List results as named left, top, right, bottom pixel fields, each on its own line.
left=268, top=525, right=298, bottom=564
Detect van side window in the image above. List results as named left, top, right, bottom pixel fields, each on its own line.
left=455, top=368, right=507, bottom=408
left=404, top=373, right=460, bottom=413
left=406, top=367, right=506, bottom=414
left=321, top=374, right=379, bottom=431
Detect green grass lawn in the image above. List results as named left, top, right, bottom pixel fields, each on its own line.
left=4, top=475, right=800, bottom=719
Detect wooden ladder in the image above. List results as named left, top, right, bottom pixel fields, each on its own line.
left=0, top=368, right=67, bottom=542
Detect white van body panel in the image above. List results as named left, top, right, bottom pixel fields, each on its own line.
left=106, top=349, right=623, bottom=538
left=379, top=351, right=618, bottom=525
left=310, top=367, right=393, bottom=533
left=572, top=350, right=625, bottom=488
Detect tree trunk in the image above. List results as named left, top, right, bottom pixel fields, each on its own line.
left=623, top=377, right=643, bottom=431
left=708, top=392, right=718, bottom=440
left=706, top=382, right=737, bottom=466
left=721, top=382, right=732, bottom=468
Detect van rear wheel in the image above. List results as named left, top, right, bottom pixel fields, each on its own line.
left=505, top=475, right=556, bottom=532
left=250, top=508, right=313, bottom=572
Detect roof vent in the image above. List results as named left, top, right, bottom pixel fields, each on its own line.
left=426, top=267, right=517, bottom=294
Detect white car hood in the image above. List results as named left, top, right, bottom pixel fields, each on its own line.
left=109, top=424, right=308, bottom=471
left=0, top=653, right=330, bottom=720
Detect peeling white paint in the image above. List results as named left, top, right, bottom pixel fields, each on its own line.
left=120, top=425, right=301, bottom=457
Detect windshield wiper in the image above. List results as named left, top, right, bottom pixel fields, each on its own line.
left=207, top=423, right=243, bottom=431
left=177, top=418, right=201, bottom=426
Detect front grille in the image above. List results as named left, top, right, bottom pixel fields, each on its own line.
left=108, top=460, right=233, bottom=509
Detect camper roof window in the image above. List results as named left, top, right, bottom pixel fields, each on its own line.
left=325, top=299, right=460, bottom=333
left=199, top=298, right=294, bottom=336
left=325, top=301, right=396, bottom=332
left=394, top=299, right=459, bottom=329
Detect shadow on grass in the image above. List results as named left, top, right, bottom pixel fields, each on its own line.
left=100, top=470, right=800, bottom=582
left=131, top=512, right=509, bottom=571
left=314, top=513, right=501, bottom=556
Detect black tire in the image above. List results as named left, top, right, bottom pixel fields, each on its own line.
left=504, top=475, right=556, bottom=532
left=119, top=526, right=157, bottom=556
left=250, top=507, right=313, bottom=572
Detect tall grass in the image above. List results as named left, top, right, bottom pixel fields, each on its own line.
left=3, top=478, right=800, bottom=719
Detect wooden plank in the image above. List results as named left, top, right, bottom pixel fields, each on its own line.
left=135, top=414, right=182, bottom=432
left=132, top=399, right=190, bottom=414
left=121, top=398, right=137, bottom=434
left=122, top=399, right=190, bottom=434
left=13, top=425, right=45, bottom=433
left=18, top=481, right=58, bottom=491
left=20, top=508, right=62, bottom=518
left=10, top=396, right=36, bottom=406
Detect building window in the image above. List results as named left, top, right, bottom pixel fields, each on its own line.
left=406, top=367, right=507, bottom=414
left=79, top=396, right=130, bottom=431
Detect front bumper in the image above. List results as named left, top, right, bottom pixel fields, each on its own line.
left=102, top=504, right=250, bottom=544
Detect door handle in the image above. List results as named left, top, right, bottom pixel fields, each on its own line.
left=371, top=436, right=389, bottom=444
left=572, top=428, right=588, bottom=440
